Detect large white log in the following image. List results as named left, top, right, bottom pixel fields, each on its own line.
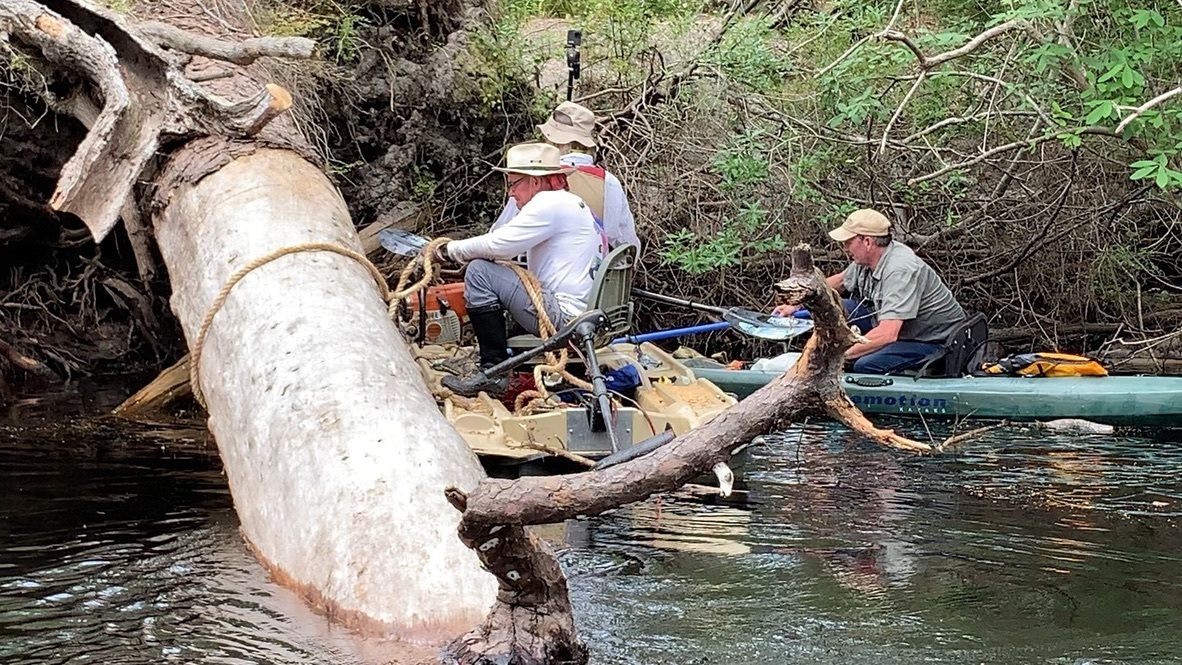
left=154, top=147, right=496, bottom=640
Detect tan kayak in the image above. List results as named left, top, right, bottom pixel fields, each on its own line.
left=414, top=342, right=737, bottom=464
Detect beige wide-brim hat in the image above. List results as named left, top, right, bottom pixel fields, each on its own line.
left=829, top=208, right=892, bottom=242
left=537, top=101, right=597, bottom=148
left=493, top=142, right=577, bottom=177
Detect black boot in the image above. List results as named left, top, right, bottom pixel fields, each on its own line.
left=443, top=305, right=511, bottom=396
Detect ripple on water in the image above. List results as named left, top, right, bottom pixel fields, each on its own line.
left=0, top=422, right=386, bottom=665
left=5, top=408, right=1182, bottom=665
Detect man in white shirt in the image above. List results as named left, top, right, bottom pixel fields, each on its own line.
left=440, top=142, right=605, bottom=396
left=492, top=101, right=641, bottom=252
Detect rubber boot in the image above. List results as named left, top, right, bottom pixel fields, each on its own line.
left=442, top=305, right=511, bottom=396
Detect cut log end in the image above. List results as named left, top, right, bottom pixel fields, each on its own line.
left=443, top=605, right=589, bottom=665
left=34, top=13, right=66, bottom=39
left=265, top=83, right=293, bottom=112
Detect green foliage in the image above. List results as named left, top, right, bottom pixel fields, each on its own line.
left=466, top=19, right=529, bottom=110
left=256, top=0, right=366, bottom=63
left=1, top=47, right=50, bottom=100
left=659, top=132, right=788, bottom=273
left=1093, top=238, right=1163, bottom=305
left=705, top=17, right=791, bottom=90
left=95, top=0, right=135, bottom=11
left=410, top=165, right=438, bottom=200
left=1130, top=154, right=1182, bottom=190
left=712, top=129, right=770, bottom=193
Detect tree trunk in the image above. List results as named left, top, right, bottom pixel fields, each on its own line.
left=151, top=141, right=496, bottom=640
left=3, top=0, right=501, bottom=641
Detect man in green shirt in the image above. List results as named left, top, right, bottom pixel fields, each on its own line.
left=775, top=208, right=968, bottom=374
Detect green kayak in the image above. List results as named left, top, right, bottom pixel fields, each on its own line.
left=682, top=355, right=1182, bottom=426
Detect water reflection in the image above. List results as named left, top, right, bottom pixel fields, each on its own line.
left=3, top=400, right=1182, bottom=665
left=0, top=417, right=427, bottom=665
left=565, top=421, right=1182, bottom=665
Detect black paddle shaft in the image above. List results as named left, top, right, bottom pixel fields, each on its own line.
left=632, top=288, right=728, bottom=315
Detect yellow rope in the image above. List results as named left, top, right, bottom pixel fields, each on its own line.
left=500, top=261, right=594, bottom=414
left=189, top=242, right=391, bottom=407
left=388, top=237, right=452, bottom=317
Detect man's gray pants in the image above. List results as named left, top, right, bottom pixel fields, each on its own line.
left=463, top=259, right=571, bottom=334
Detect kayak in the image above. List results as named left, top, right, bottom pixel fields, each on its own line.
left=682, top=353, right=1182, bottom=426
left=413, top=342, right=739, bottom=475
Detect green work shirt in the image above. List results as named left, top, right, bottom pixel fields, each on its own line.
left=841, top=241, right=967, bottom=343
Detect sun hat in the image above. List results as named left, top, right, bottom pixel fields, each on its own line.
left=536, top=101, right=597, bottom=148
left=493, top=142, right=578, bottom=177
left=828, top=208, right=892, bottom=242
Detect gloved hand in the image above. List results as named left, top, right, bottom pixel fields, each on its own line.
left=428, top=242, right=455, bottom=265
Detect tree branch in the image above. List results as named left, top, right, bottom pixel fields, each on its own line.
left=908, top=125, right=1116, bottom=186
left=878, top=71, right=925, bottom=154
left=1, top=0, right=307, bottom=242
left=881, top=20, right=1030, bottom=71
left=442, top=245, right=931, bottom=663
left=137, top=21, right=315, bottom=65
left=1116, top=86, right=1182, bottom=135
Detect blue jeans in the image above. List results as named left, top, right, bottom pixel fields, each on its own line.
left=852, top=340, right=943, bottom=374
left=841, top=299, right=941, bottom=374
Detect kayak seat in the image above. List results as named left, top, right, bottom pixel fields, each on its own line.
left=914, top=312, right=989, bottom=378
left=508, top=243, right=637, bottom=353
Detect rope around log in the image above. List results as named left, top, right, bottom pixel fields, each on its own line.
left=189, top=237, right=598, bottom=417
left=189, top=242, right=391, bottom=407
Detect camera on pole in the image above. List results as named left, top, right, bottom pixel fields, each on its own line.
left=566, top=29, right=582, bottom=102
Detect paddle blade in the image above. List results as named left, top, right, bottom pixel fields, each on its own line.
left=723, top=308, right=815, bottom=340
left=378, top=228, right=430, bottom=256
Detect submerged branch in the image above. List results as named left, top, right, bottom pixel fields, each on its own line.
left=443, top=244, right=930, bottom=664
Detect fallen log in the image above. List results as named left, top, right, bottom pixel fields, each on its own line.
left=442, top=245, right=930, bottom=664
left=153, top=144, right=496, bottom=640
left=8, top=0, right=499, bottom=644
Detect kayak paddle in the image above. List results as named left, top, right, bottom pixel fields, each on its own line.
left=378, top=227, right=430, bottom=257
left=632, top=289, right=813, bottom=341
left=377, top=229, right=813, bottom=341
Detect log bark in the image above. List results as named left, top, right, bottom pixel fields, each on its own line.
left=6, top=0, right=500, bottom=644
left=441, top=245, right=931, bottom=664
left=151, top=145, right=496, bottom=640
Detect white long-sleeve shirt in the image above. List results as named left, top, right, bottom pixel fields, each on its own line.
left=492, top=153, right=641, bottom=250
left=448, top=190, right=603, bottom=317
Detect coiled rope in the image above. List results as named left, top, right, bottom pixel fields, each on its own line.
left=501, top=261, right=593, bottom=414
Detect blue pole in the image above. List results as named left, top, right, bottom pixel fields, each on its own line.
left=611, top=321, right=731, bottom=345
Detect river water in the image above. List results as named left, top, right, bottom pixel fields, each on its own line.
left=2, top=389, right=1181, bottom=664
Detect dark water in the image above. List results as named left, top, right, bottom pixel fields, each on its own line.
left=3, top=391, right=1182, bottom=664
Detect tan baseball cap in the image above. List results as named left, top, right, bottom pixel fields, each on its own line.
left=828, top=208, right=892, bottom=242
left=537, top=101, right=597, bottom=147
